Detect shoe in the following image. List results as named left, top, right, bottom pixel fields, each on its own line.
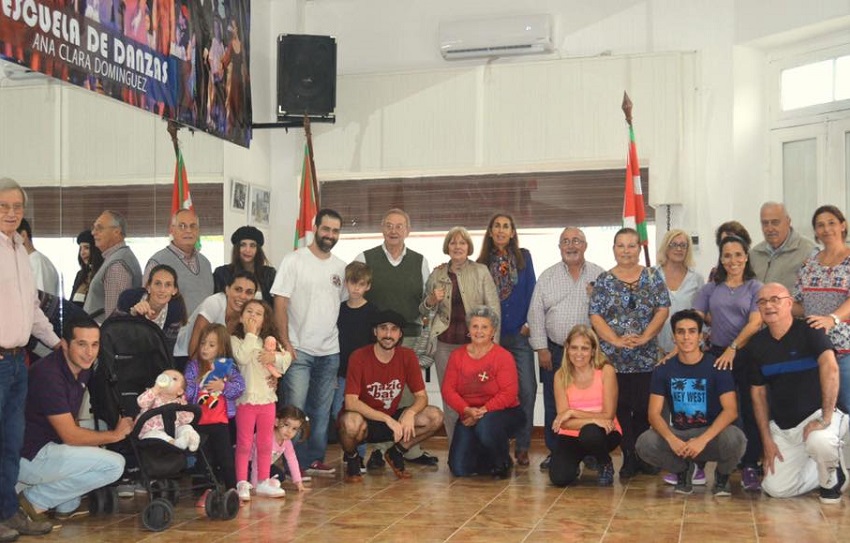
left=255, top=478, right=286, bottom=498
left=539, top=455, right=551, bottom=470
left=619, top=451, right=637, bottom=479
left=820, top=461, right=848, bottom=505
left=741, top=466, right=762, bottom=492
left=713, top=471, right=731, bottom=497
left=305, top=461, right=337, bottom=476
left=3, top=510, right=54, bottom=536
left=515, top=450, right=529, bottom=466
left=662, top=472, right=678, bottom=485
left=116, top=479, right=135, bottom=499
left=360, top=457, right=367, bottom=475
left=693, top=466, right=707, bottom=486
left=345, top=453, right=364, bottom=483
left=598, top=462, right=615, bottom=486
left=674, top=465, right=694, bottom=495
left=491, top=462, right=512, bottom=480
left=53, top=505, right=89, bottom=521
left=406, top=451, right=439, bottom=466
left=367, top=449, right=386, bottom=470
left=583, top=455, right=598, bottom=471
left=16, top=493, right=54, bottom=529
left=195, top=489, right=211, bottom=508
left=0, top=522, right=18, bottom=543
left=384, top=447, right=412, bottom=479
left=236, top=480, right=252, bottom=502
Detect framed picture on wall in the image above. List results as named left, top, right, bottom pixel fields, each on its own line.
left=250, top=185, right=271, bottom=226
left=230, top=179, right=248, bottom=212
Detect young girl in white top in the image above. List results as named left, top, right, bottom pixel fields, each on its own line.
left=232, top=300, right=292, bottom=500
left=250, top=405, right=311, bottom=493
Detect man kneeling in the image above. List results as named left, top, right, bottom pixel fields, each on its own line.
left=337, top=310, right=444, bottom=482
left=17, top=318, right=132, bottom=529
left=636, top=310, right=746, bottom=495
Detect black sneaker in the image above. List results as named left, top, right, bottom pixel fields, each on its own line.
left=619, top=451, right=636, bottom=479
left=344, top=453, right=363, bottom=483
left=674, top=463, right=693, bottom=495
left=384, top=446, right=412, bottom=479
left=820, top=462, right=848, bottom=505
left=582, top=455, right=598, bottom=471
left=712, top=471, right=731, bottom=497
left=367, top=449, right=386, bottom=470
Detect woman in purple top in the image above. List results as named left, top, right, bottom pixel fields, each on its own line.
left=693, top=235, right=762, bottom=490
left=793, top=205, right=850, bottom=412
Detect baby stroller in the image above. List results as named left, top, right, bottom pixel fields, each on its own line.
left=131, top=403, right=239, bottom=531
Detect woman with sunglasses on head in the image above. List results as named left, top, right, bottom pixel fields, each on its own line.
left=693, top=235, right=763, bottom=491
left=793, top=205, right=850, bottom=412
left=589, top=228, right=670, bottom=479
left=655, top=229, right=705, bottom=358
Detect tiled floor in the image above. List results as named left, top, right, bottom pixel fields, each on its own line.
left=36, top=438, right=850, bottom=542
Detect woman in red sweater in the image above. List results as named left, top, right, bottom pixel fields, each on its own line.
left=442, top=306, right=523, bottom=478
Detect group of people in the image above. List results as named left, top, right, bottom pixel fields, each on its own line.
left=2, top=171, right=850, bottom=539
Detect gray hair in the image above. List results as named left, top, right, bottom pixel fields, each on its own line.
left=465, top=305, right=500, bottom=330
left=102, top=210, right=128, bottom=236
left=0, top=177, right=27, bottom=206
left=760, top=201, right=789, bottom=219
left=383, top=208, right=411, bottom=229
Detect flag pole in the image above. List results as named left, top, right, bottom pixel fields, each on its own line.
left=621, top=92, right=651, bottom=267
left=303, top=116, right=320, bottom=208
left=167, top=120, right=180, bottom=159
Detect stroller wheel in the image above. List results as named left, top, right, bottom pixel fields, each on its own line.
left=219, top=489, right=240, bottom=520
left=142, top=498, right=174, bottom=531
left=103, top=487, right=119, bottom=514
left=165, top=479, right=180, bottom=506
left=204, top=489, right=221, bottom=519
left=149, top=480, right=166, bottom=501
left=88, top=488, right=105, bottom=515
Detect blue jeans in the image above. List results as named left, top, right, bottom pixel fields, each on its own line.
left=540, top=340, right=565, bottom=453
left=281, top=351, right=339, bottom=468
left=331, top=376, right=365, bottom=458
left=0, top=352, right=27, bottom=521
left=839, top=353, right=850, bottom=414
left=500, top=333, right=537, bottom=452
left=448, top=406, right=524, bottom=477
left=18, top=442, right=125, bottom=513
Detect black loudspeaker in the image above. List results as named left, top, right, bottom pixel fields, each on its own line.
left=277, top=34, right=337, bottom=120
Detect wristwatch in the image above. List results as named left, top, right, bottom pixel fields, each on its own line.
left=830, top=314, right=841, bottom=327
left=729, top=341, right=738, bottom=351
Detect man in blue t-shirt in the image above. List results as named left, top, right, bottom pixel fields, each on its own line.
left=636, top=309, right=745, bottom=495
left=746, top=283, right=848, bottom=504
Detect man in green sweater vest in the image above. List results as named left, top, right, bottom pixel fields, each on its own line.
left=353, top=208, right=438, bottom=467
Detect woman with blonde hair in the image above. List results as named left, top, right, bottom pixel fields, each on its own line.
left=422, top=226, right=500, bottom=444
left=655, top=229, right=704, bottom=357
left=549, top=325, right=621, bottom=487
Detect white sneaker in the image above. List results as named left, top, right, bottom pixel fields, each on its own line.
left=255, top=478, right=286, bottom=498
left=236, top=480, right=252, bottom=501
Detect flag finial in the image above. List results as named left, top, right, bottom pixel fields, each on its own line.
left=621, top=92, right=633, bottom=126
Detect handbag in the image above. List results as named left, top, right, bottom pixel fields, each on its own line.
left=413, top=309, right=437, bottom=369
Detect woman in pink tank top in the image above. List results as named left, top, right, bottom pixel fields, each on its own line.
left=549, top=325, right=622, bottom=486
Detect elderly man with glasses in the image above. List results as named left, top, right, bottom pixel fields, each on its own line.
left=527, top=227, right=605, bottom=470
left=144, top=208, right=213, bottom=315
left=743, top=282, right=849, bottom=503
left=86, top=210, right=143, bottom=323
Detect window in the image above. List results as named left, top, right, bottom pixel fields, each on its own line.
left=780, top=54, right=850, bottom=112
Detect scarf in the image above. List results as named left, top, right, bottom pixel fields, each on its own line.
left=489, top=248, right=518, bottom=301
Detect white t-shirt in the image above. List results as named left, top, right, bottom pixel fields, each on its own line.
left=30, top=251, right=61, bottom=297
left=173, top=292, right=227, bottom=357
left=271, top=247, right=347, bottom=356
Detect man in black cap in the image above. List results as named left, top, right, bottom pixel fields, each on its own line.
left=336, top=310, right=444, bottom=482
left=213, top=226, right=277, bottom=304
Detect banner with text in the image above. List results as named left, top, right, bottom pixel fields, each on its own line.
left=0, top=0, right=252, bottom=147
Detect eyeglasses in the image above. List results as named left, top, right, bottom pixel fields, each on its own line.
left=383, top=223, right=406, bottom=232
left=92, top=224, right=117, bottom=232
left=559, top=238, right=585, bottom=247
left=755, top=295, right=791, bottom=307
left=176, top=223, right=199, bottom=231
left=0, top=202, right=24, bottom=214
left=668, top=242, right=689, bottom=250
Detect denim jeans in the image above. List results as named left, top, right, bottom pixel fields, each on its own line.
left=500, top=333, right=537, bottom=452
left=331, top=376, right=365, bottom=458
left=0, top=352, right=27, bottom=521
left=18, top=442, right=125, bottom=513
left=448, top=406, right=524, bottom=477
left=540, top=340, right=565, bottom=452
left=280, top=351, right=339, bottom=468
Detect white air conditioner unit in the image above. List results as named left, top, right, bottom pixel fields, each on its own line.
left=439, top=14, right=554, bottom=60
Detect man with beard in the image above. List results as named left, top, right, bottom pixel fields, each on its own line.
left=527, top=227, right=605, bottom=469
left=272, top=209, right=347, bottom=475
left=336, top=310, right=444, bottom=482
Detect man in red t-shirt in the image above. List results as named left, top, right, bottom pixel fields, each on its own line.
left=338, top=310, right=444, bottom=482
